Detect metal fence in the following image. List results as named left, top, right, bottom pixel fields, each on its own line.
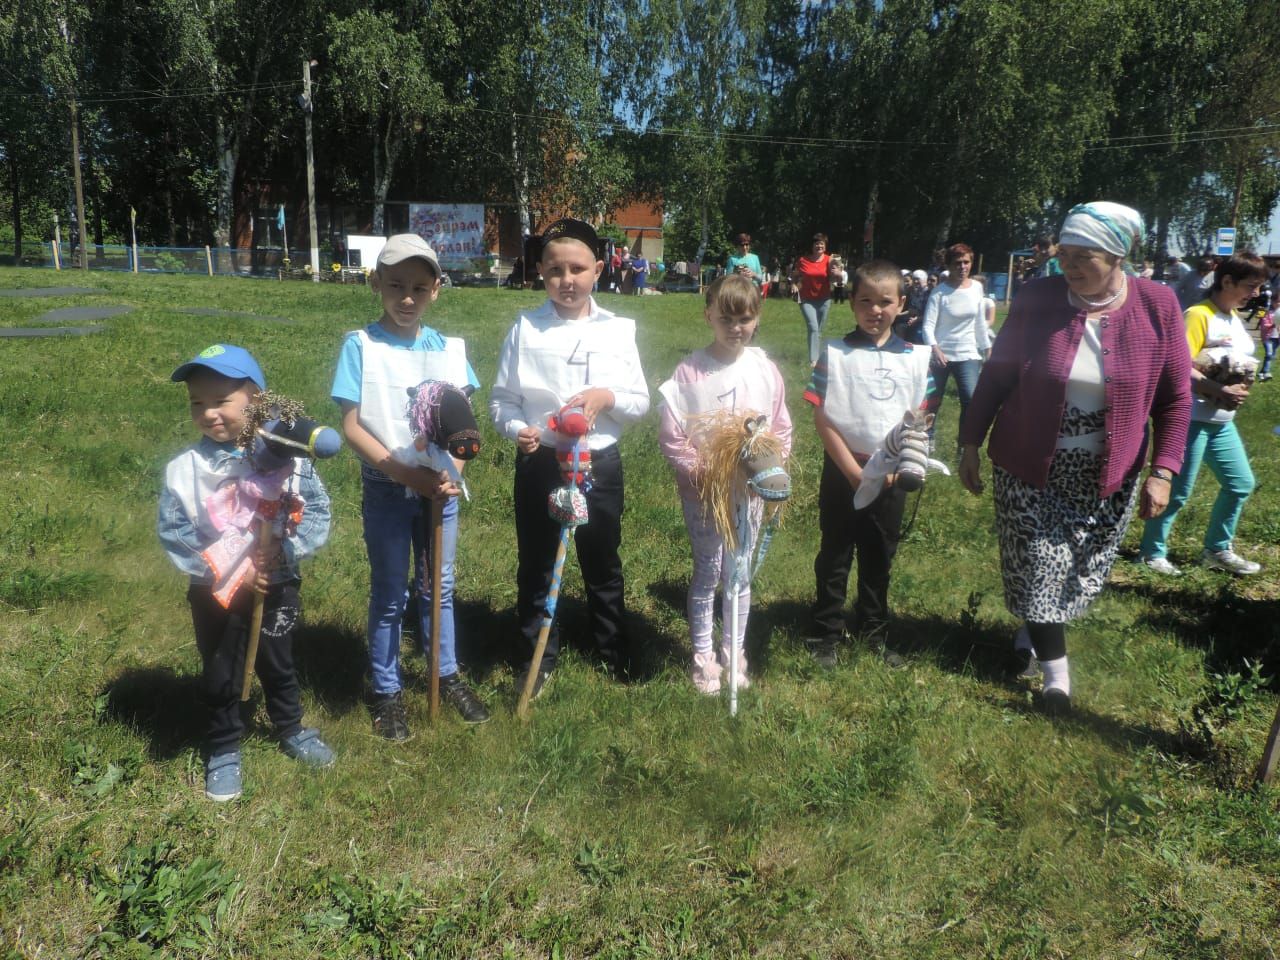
left=11, top=242, right=527, bottom=285
left=21, top=243, right=307, bottom=277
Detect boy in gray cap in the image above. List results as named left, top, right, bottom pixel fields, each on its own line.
left=331, top=235, right=490, bottom=739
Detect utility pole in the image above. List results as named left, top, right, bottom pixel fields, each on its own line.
left=59, top=14, right=88, bottom=270
left=303, top=59, right=320, bottom=281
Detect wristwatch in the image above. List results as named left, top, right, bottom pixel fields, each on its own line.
left=1149, top=468, right=1173, bottom=482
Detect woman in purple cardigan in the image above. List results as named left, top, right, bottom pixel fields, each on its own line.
left=958, top=202, right=1191, bottom=714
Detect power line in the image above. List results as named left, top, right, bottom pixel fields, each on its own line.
left=0, top=81, right=295, bottom=104
left=480, top=104, right=1280, bottom=153
left=4, top=80, right=1280, bottom=153
left=1083, top=127, right=1280, bottom=152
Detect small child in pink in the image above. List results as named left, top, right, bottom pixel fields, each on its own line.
left=658, top=275, right=793, bottom=693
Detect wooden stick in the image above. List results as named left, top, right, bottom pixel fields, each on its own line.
left=205, top=245, right=214, bottom=277
left=517, top=525, right=571, bottom=720
left=1257, top=699, right=1280, bottom=784
left=429, top=497, right=444, bottom=722
left=240, top=518, right=273, bottom=701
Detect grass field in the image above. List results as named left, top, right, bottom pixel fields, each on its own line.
left=1, top=267, right=1278, bottom=959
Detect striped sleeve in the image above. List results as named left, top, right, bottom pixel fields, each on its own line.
left=921, top=362, right=941, bottom=413
left=803, top=347, right=829, bottom=406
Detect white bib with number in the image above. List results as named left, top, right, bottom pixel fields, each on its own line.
left=356, top=329, right=469, bottom=455
left=657, top=347, right=778, bottom=436
left=821, top=339, right=930, bottom=457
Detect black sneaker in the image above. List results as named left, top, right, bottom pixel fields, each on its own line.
left=805, top=638, right=838, bottom=670
left=1041, top=688, right=1071, bottom=717
left=371, top=691, right=411, bottom=742
left=440, top=674, right=491, bottom=724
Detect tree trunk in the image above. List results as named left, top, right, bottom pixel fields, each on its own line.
left=512, top=117, right=532, bottom=236
left=1229, top=157, right=1245, bottom=229
left=935, top=121, right=965, bottom=248
left=87, top=144, right=105, bottom=259
left=165, top=188, right=177, bottom=247
left=163, top=128, right=178, bottom=246
left=8, top=152, right=20, bottom=265
left=862, top=177, right=879, bottom=262
left=214, top=112, right=235, bottom=251
left=694, top=192, right=709, bottom=266
left=372, top=121, right=388, bottom=235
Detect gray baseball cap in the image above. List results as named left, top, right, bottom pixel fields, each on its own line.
left=377, top=234, right=441, bottom=277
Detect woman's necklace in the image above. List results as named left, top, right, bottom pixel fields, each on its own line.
left=1069, top=277, right=1126, bottom=311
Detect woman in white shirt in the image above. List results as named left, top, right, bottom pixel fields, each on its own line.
left=922, top=242, right=991, bottom=444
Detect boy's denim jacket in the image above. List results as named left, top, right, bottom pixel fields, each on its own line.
left=157, top=436, right=330, bottom=585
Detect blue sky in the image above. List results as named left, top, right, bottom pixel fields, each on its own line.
left=1261, top=208, right=1280, bottom=254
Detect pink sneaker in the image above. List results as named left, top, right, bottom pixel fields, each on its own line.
left=691, top=651, right=722, bottom=695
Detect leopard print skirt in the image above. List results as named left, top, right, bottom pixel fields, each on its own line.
left=991, top=410, right=1139, bottom=623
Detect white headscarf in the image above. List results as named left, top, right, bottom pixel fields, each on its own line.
left=1058, top=202, right=1144, bottom=258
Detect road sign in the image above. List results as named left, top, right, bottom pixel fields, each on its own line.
left=1216, top=227, right=1236, bottom=256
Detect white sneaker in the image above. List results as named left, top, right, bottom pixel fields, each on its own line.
left=691, top=651, right=722, bottom=695
left=1201, top=548, right=1262, bottom=576
left=1139, top=555, right=1182, bottom=577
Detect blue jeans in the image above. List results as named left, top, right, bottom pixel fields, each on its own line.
left=362, top=471, right=460, bottom=695
left=930, top=358, right=982, bottom=438
left=1263, top=338, right=1277, bottom=375
left=1139, top=419, right=1255, bottom=559
left=800, top=298, right=832, bottom=365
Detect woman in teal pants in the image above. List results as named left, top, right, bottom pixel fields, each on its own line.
left=1138, top=253, right=1268, bottom=576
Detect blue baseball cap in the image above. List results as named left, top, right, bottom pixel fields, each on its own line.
left=170, top=344, right=267, bottom=390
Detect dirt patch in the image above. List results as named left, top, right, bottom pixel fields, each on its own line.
left=34, top=305, right=135, bottom=323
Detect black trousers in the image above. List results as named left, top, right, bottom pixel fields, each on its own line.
left=811, top=453, right=906, bottom=643
left=189, top=579, right=303, bottom=757
left=514, top=444, right=628, bottom=673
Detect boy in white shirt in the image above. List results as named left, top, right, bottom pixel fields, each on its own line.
left=489, top=219, right=650, bottom=694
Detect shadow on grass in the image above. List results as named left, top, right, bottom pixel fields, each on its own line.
left=100, top=667, right=206, bottom=760
left=102, top=618, right=371, bottom=757
left=292, top=619, right=369, bottom=710
left=1108, top=578, right=1280, bottom=684
left=642, top=578, right=689, bottom=675
left=400, top=596, right=518, bottom=683
left=891, top=612, right=1018, bottom=683
left=975, top=685, right=1212, bottom=762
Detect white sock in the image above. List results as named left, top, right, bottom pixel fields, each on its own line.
left=1014, top=625, right=1036, bottom=658
left=1040, top=656, right=1070, bottom=696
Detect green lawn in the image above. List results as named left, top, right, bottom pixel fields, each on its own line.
left=1, top=268, right=1278, bottom=958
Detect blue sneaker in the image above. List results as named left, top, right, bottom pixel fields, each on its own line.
left=205, top=751, right=242, bottom=802
left=279, top=728, right=335, bottom=769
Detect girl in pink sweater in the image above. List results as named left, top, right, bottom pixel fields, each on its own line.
left=658, top=275, right=793, bottom=693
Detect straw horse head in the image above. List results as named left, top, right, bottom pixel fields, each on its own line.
left=689, top=410, right=789, bottom=552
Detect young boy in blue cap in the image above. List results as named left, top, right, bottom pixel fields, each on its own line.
left=159, top=344, right=334, bottom=802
